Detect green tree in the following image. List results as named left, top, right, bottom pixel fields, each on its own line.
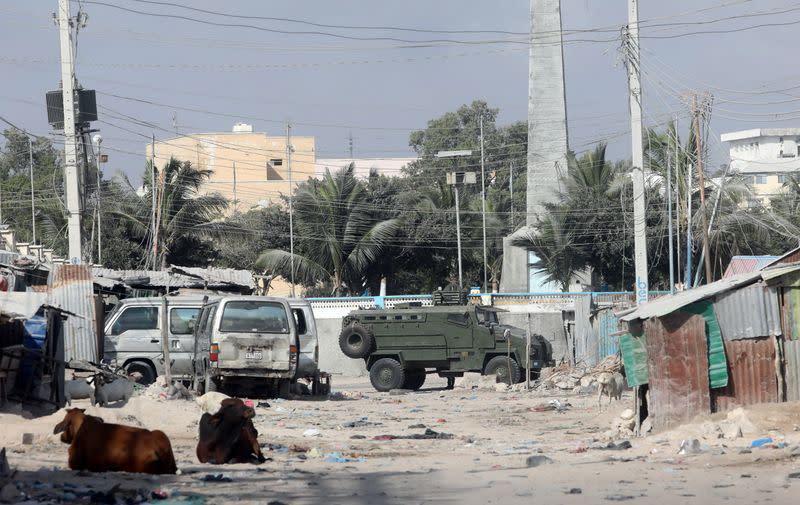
left=256, top=164, right=401, bottom=296
left=216, top=205, right=290, bottom=271
left=113, top=158, right=228, bottom=269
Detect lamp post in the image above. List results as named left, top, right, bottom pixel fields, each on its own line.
left=92, top=134, right=103, bottom=264
left=437, top=150, right=474, bottom=289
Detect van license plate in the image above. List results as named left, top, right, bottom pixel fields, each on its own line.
left=245, top=351, right=263, bottom=360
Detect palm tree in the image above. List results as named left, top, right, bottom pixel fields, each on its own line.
left=257, top=163, right=401, bottom=296
left=114, top=158, right=229, bottom=269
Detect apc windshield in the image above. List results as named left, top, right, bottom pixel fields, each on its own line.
left=219, top=301, right=290, bottom=333
left=476, top=308, right=498, bottom=324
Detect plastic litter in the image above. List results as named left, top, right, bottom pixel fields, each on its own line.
left=751, top=437, right=773, bottom=448
left=323, top=452, right=366, bottom=463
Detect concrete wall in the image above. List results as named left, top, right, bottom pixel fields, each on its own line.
left=498, top=305, right=570, bottom=365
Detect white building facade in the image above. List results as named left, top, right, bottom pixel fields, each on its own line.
left=721, top=128, right=800, bottom=206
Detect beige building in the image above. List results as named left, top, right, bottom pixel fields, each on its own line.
left=145, top=123, right=316, bottom=211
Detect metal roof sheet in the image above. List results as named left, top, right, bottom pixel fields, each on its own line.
left=92, top=265, right=254, bottom=290
left=49, top=264, right=99, bottom=363
left=723, top=255, right=779, bottom=278
left=621, top=264, right=800, bottom=322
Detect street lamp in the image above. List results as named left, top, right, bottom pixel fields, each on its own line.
left=92, top=133, right=103, bottom=264
left=436, top=150, right=474, bottom=289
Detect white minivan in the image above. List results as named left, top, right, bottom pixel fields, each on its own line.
left=103, top=297, right=207, bottom=384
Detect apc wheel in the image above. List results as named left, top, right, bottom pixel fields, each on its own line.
left=339, top=323, right=375, bottom=359
left=402, top=369, right=426, bottom=391
left=484, top=356, right=522, bottom=385
left=125, top=361, right=156, bottom=385
left=369, top=358, right=405, bottom=392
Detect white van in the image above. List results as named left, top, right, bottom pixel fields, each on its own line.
left=103, top=297, right=207, bottom=384
left=289, top=299, right=330, bottom=395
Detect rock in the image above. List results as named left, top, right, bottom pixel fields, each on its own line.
left=640, top=417, right=653, bottom=434
left=0, top=483, right=21, bottom=503
left=478, top=375, right=499, bottom=391
left=619, top=409, right=635, bottom=421
left=606, top=440, right=632, bottom=451
left=678, top=439, right=704, bottom=455
left=525, top=455, right=553, bottom=467
left=718, top=421, right=742, bottom=440
left=580, top=375, right=595, bottom=388
left=726, top=408, right=757, bottom=434
left=494, top=383, right=509, bottom=392
left=788, top=472, right=800, bottom=479
left=701, top=422, right=723, bottom=440
left=453, top=373, right=483, bottom=389
left=566, top=488, right=582, bottom=494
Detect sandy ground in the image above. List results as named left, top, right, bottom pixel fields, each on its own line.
left=2, top=376, right=800, bottom=504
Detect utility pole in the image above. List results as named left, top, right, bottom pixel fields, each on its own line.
left=667, top=143, right=674, bottom=294
left=92, top=133, right=102, bottom=264
left=479, top=115, right=488, bottom=293
left=509, top=162, right=514, bottom=229
left=348, top=131, right=354, bottom=160
left=57, top=0, right=83, bottom=263
left=454, top=184, right=463, bottom=288
left=626, top=0, right=648, bottom=304
left=685, top=163, right=693, bottom=287
left=693, top=94, right=713, bottom=284
left=287, top=123, right=296, bottom=297
left=150, top=134, right=157, bottom=269
left=674, top=114, right=681, bottom=286
left=28, top=137, right=36, bottom=245
left=232, top=161, right=238, bottom=213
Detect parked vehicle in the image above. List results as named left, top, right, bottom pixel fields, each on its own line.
left=103, top=297, right=206, bottom=385
left=194, top=296, right=300, bottom=397
left=339, top=295, right=554, bottom=392
left=288, top=299, right=331, bottom=396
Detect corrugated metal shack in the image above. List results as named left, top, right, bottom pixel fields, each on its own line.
left=620, top=264, right=800, bottom=431
left=0, top=291, right=65, bottom=410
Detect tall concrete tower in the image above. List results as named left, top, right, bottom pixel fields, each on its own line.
left=500, top=0, right=569, bottom=292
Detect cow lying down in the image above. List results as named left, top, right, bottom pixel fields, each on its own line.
left=54, top=408, right=177, bottom=475
left=197, top=398, right=266, bottom=464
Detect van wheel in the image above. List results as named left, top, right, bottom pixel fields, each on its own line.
left=339, top=323, right=375, bottom=359
left=369, top=358, right=405, bottom=392
left=125, top=361, right=156, bottom=385
left=402, top=369, right=426, bottom=391
left=484, top=356, right=522, bottom=385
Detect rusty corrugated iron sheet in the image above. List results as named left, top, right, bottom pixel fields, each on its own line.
left=785, top=340, right=800, bottom=402
left=713, top=283, right=782, bottom=340
left=723, top=255, right=778, bottom=278
left=48, top=264, right=98, bottom=363
left=645, top=312, right=711, bottom=431
left=712, top=337, right=778, bottom=411
left=765, top=246, right=800, bottom=267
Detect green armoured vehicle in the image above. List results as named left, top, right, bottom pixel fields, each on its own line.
left=338, top=293, right=554, bottom=392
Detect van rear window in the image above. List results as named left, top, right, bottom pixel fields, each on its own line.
left=220, top=301, right=289, bottom=333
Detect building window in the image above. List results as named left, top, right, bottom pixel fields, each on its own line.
left=754, top=175, right=767, bottom=184
left=779, top=175, right=788, bottom=184
left=266, top=159, right=283, bottom=181
left=270, top=158, right=283, bottom=166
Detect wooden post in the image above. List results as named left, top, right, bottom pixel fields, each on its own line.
left=161, top=279, right=172, bottom=386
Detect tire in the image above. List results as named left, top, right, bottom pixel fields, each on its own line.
left=369, top=358, right=405, bottom=392
left=402, top=369, right=426, bottom=391
left=125, top=361, right=156, bottom=385
left=339, top=323, right=375, bottom=359
left=484, top=356, right=522, bottom=385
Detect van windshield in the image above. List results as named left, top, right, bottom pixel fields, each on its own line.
left=219, top=301, right=290, bottom=333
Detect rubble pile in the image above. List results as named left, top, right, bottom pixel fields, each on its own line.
left=538, top=355, right=623, bottom=392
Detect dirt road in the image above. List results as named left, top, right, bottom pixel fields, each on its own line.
left=2, top=376, right=800, bottom=504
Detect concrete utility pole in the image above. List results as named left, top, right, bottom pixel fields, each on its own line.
left=92, top=133, right=102, bottom=264
left=287, top=123, right=296, bottom=298
left=625, top=0, right=649, bottom=305
left=693, top=94, right=713, bottom=284
left=28, top=137, right=36, bottom=245
left=667, top=140, right=674, bottom=294
left=150, top=134, right=157, bottom=269
left=57, top=0, right=83, bottom=263
left=479, top=115, right=488, bottom=293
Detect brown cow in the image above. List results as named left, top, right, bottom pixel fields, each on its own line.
left=197, top=398, right=266, bottom=464
left=53, top=408, right=177, bottom=475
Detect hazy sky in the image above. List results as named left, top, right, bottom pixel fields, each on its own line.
left=2, top=0, right=799, bottom=183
